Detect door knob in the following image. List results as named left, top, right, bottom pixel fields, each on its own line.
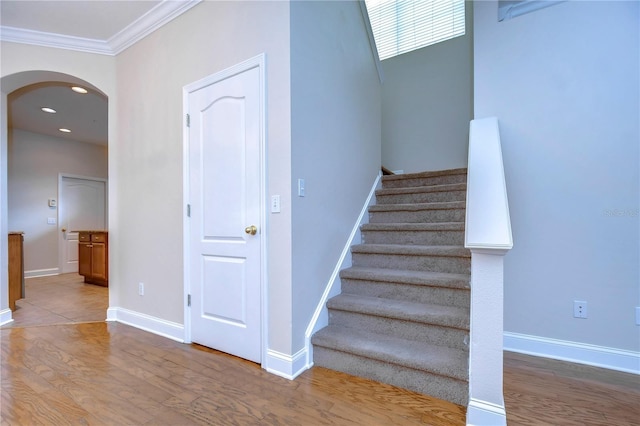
left=61, top=228, right=67, bottom=232
left=244, top=225, right=257, bottom=235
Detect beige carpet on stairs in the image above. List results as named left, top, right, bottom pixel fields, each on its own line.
left=311, top=168, right=471, bottom=406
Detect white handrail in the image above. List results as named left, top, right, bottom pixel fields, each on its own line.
left=465, top=117, right=513, bottom=251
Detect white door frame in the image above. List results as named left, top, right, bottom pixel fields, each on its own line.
left=182, top=53, right=268, bottom=366
left=58, top=173, right=108, bottom=274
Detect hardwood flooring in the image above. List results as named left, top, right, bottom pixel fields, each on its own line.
left=3, top=273, right=107, bottom=328
left=1, top=275, right=638, bottom=425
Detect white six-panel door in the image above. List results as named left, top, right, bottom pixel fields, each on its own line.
left=186, top=57, right=264, bottom=363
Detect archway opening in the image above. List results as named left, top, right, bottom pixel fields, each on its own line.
left=2, top=70, right=109, bottom=327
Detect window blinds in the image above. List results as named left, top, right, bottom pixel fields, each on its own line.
left=365, top=0, right=465, bottom=60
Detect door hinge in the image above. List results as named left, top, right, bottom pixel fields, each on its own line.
left=187, top=294, right=191, bottom=307
left=187, top=204, right=191, bottom=217
left=186, top=113, right=190, bottom=127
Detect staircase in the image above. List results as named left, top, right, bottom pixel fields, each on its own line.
left=311, top=168, right=471, bottom=406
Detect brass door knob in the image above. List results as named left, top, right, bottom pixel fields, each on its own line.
left=244, top=225, right=257, bottom=235
left=61, top=228, right=67, bottom=232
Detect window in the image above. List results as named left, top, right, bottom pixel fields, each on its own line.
left=365, top=0, right=465, bottom=60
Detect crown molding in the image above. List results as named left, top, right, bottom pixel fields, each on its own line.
left=0, top=0, right=201, bottom=56
left=108, top=0, right=201, bottom=55
left=0, top=26, right=113, bottom=55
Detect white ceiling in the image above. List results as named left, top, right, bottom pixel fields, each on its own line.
left=1, top=0, right=200, bottom=146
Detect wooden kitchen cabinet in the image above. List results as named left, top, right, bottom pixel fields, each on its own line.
left=78, top=231, right=108, bottom=286
left=8, top=232, right=25, bottom=311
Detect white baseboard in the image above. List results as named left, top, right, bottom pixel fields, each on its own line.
left=25, top=268, right=60, bottom=278
left=466, top=398, right=506, bottom=426
left=106, top=307, right=184, bottom=343
left=504, top=332, right=640, bottom=374
left=264, top=347, right=308, bottom=380
left=0, top=308, right=13, bottom=326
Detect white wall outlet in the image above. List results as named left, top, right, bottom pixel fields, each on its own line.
left=573, top=300, right=587, bottom=319
left=138, top=282, right=144, bottom=296
left=298, top=178, right=305, bottom=197
left=271, top=195, right=280, bottom=213
left=635, top=307, right=640, bottom=326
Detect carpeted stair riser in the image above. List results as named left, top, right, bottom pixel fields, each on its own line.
left=368, top=203, right=466, bottom=224
left=341, top=278, right=470, bottom=308
left=340, top=266, right=470, bottom=307
left=313, top=346, right=468, bottom=406
left=381, top=168, right=468, bottom=189
left=361, top=223, right=464, bottom=246
left=376, top=188, right=466, bottom=205
left=351, top=246, right=471, bottom=275
left=328, top=310, right=469, bottom=351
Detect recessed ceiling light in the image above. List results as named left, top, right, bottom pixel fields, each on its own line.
left=59, top=128, right=71, bottom=133
left=41, top=107, right=57, bottom=113
left=71, top=86, right=88, bottom=94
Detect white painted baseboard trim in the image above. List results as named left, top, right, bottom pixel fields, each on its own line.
left=466, top=398, right=506, bottom=426
left=25, top=268, right=60, bottom=278
left=265, top=348, right=308, bottom=380
left=0, top=308, right=13, bottom=326
left=106, top=307, right=184, bottom=343
left=504, top=332, right=640, bottom=375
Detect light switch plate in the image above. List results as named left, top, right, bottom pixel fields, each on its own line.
left=47, top=217, right=56, bottom=225
left=271, top=195, right=281, bottom=213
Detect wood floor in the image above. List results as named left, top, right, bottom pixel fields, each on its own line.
left=1, top=275, right=638, bottom=425
left=3, top=273, right=107, bottom=328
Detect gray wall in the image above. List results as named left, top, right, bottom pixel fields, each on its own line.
left=290, top=0, right=381, bottom=351
left=475, top=1, right=639, bottom=352
left=381, top=2, right=473, bottom=174
left=8, top=129, right=108, bottom=274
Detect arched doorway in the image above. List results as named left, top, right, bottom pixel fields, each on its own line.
left=1, top=70, right=109, bottom=326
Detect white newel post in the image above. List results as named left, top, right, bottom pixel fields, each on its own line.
left=465, top=117, right=512, bottom=425
left=467, top=250, right=508, bottom=425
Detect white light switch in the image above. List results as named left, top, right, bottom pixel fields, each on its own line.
left=298, top=179, right=305, bottom=197
left=271, top=195, right=281, bottom=213
left=47, top=217, right=56, bottom=225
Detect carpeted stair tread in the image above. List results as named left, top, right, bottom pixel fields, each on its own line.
left=351, top=244, right=470, bottom=258
left=383, top=168, right=468, bottom=181
left=312, top=325, right=468, bottom=381
left=376, top=182, right=466, bottom=197
left=340, top=266, right=470, bottom=289
left=369, top=201, right=465, bottom=213
left=327, top=293, right=469, bottom=330
left=361, top=222, right=464, bottom=232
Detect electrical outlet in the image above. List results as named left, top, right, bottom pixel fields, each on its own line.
left=573, top=300, right=587, bottom=319
left=298, top=178, right=305, bottom=197
left=635, top=307, right=640, bottom=326
left=138, top=282, right=144, bottom=296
